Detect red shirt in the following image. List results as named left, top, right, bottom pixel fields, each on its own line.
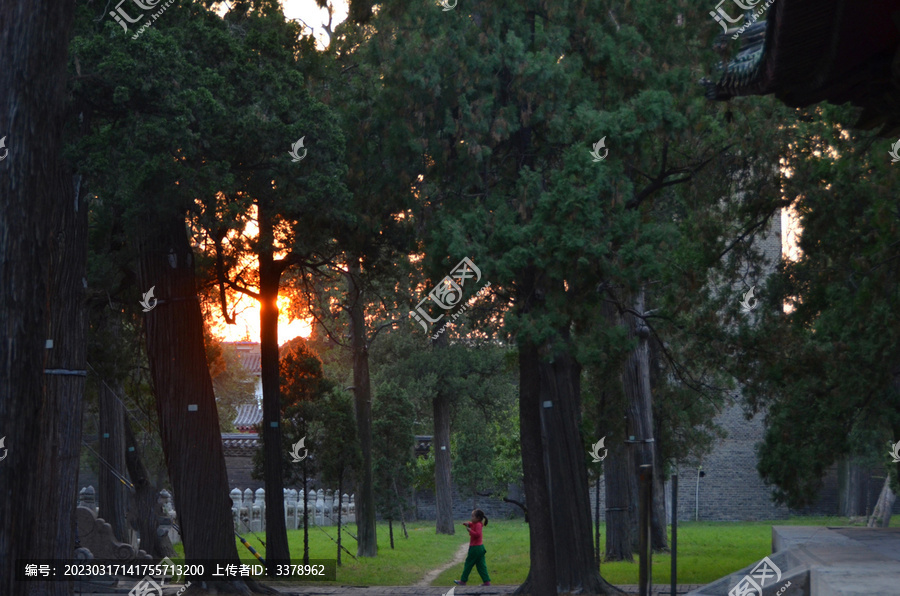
left=466, top=522, right=483, bottom=546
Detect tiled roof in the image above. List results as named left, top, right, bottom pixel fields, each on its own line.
left=222, top=433, right=259, bottom=456
left=702, top=0, right=900, bottom=135
left=239, top=351, right=261, bottom=375
left=415, top=435, right=432, bottom=458
left=233, top=404, right=262, bottom=430
left=224, top=341, right=261, bottom=375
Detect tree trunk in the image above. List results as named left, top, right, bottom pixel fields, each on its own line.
left=138, top=217, right=256, bottom=593
left=621, top=289, right=667, bottom=552
left=99, top=376, right=129, bottom=542
left=31, top=169, right=89, bottom=596
left=0, top=1, right=77, bottom=593
left=538, top=335, right=622, bottom=594
left=347, top=258, right=377, bottom=556
left=303, top=462, right=310, bottom=565
left=604, top=439, right=637, bottom=561
left=649, top=336, right=669, bottom=551
left=337, top=475, right=343, bottom=566
left=433, top=392, right=454, bottom=535
left=124, top=419, right=174, bottom=558
left=838, top=456, right=864, bottom=517
left=514, top=340, right=557, bottom=596
left=595, top=475, right=601, bottom=567
left=393, top=477, right=409, bottom=539
left=868, top=477, right=895, bottom=528
left=600, top=301, right=637, bottom=562
left=650, top=424, right=668, bottom=551
left=257, top=202, right=290, bottom=564
left=389, top=519, right=394, bottom=549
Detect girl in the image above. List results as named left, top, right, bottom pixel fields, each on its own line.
left=454, top=509, right=491, bottom=586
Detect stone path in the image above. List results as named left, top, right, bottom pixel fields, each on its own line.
left=74, top=581, right=705, bottom=595
left=414, top=542, right=469, bottom=587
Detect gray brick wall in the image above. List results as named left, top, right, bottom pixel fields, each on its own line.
left=412, top=483, right=525, bottom=523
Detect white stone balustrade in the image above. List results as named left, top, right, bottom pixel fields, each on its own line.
left=79, top=485, right=356, bottom=542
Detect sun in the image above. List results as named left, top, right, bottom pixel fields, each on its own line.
left=207, top=293, right=312, bottom=345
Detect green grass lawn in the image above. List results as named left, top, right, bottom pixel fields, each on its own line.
left=174, top=516, right=883, bottom=586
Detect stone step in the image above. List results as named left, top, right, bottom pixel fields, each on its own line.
left=685, top=549, right=807, bottom=596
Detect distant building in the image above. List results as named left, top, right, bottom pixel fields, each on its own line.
left=228, top=341, right=262, bottom=404
left=702, top=1, right=900, bottom=135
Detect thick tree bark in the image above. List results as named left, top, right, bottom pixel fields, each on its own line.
left=621, top=289, right=667, bottom=552
left=0, top=1, right=77, bottom=594
left=99, top=376, right=129, bottom=543
left=347, top=259, right=377, bottom=556
left=604, top=440, right=637, bottom=562
left=431, top=331, right=454, bottom=535
left=514, top=340, right=557, bottom=596
left=124, top=419, right=175, bottom=558
left=601, top=301, right=637, bottom=562
left=257, top=202, right=290, bottom=564
left=648, top=335, right=669, bottom=551
left=432, top=392, right=455, bottom=535
left=138, top=218, right=261, bottom=594
left=539, top=336, right=623, bottom=594
left=515, top=264, right=622, bottom=595
left=868, top=476, right=895, bottom=528
left=30, top=171, right=89, bottom=596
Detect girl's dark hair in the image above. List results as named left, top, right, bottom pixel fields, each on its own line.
left=474, top=509, right=488, bottom=526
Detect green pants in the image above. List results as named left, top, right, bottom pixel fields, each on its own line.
left=461, top=545, right=490, bottom=583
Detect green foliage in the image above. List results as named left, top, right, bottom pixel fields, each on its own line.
left=732, top=103, right=900, bottom=508
left=372, top=381, right=415, bottom=521
left=311, top=388, right=361, bottom=490
left=253, top=337, right=340, bottom=486
left=452, top=398, right=522, bottom=502
left=411, top=454, right=436, bottom=492
left=207, top=337, right=257, bottom=433
left=451, top=407, right=495, bottom=502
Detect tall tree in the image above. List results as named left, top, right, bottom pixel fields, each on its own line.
left=315, top=388, right=361, bottom=563
left=731, top=101, right=900, bottom=509
left=372, top=381, right=414, bottom=549
left=138, top=217, right=260, bottom=590
left=0, top=2, right=80, bottom=595
left=363, top=0, right=772, bottom=590
left=68, top=3, right=287, bottom=590
left=180, top=2, right=350, bottom=563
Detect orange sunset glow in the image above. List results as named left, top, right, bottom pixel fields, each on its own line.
left=207, top=293, right=313, bottom=345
